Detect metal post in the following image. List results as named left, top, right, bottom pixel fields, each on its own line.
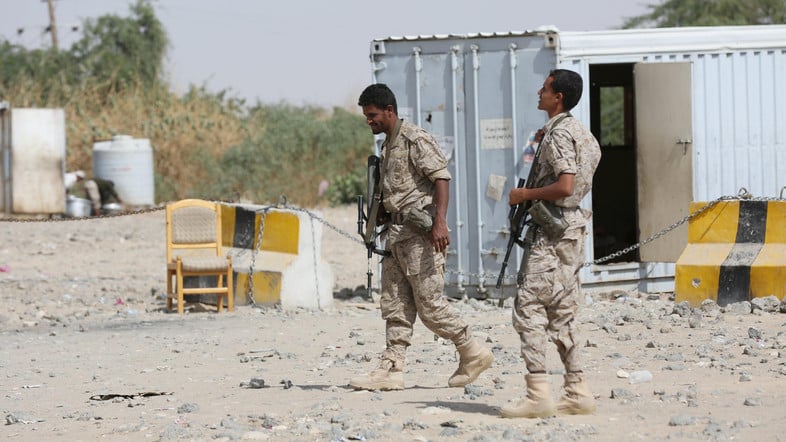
left=470, top=45, right=486, bottom=294
left=450, top=46, right=465, bottom=294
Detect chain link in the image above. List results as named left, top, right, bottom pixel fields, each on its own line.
left=586, top=189, right=784, bottom=267
left=246, top=206, right=271, bottom=308
left=0, top=205, right=165, bottom=222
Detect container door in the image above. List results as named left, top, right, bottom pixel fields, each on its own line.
left=634, top=62, right=693, bottom=262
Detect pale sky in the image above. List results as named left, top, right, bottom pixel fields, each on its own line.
left=0, top=0, right=652, bottom=108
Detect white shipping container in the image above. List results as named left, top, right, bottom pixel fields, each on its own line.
left=369, top=24, right=786, bottom=296
left=0, top=105, right=67, bottom=215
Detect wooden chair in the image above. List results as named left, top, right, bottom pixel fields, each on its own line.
left=165, top=199, right=233, bottom=313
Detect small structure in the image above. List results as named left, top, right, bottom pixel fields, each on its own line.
left=369, top=24, right=786, bottom=296
left=0, top=103, right=67, bottom=215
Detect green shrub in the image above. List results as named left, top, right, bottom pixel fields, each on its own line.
left=327, top=166, right=367, bottom=206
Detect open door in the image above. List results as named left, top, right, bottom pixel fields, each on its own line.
left=634, top=62, right=693, bottom=262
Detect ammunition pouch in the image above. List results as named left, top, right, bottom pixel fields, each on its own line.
left=528, top=200, right=568, bottom=239
left=391, top=205, right=434, bottom=233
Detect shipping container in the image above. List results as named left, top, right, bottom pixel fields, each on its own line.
left=369, top=24, right=786, bottom=296
left=0, top=104, right=67, bottom=215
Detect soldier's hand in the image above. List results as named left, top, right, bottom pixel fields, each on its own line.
left=430, top=218, right=450, bottom=253
left=509, top=188, right=529, bottom=206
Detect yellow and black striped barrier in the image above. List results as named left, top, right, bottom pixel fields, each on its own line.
left=219, top=204, right=300, bottom=306
left=675, top=199, right=786, bottom=306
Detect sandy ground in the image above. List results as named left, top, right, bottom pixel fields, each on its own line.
left=2, top=204, right=786, bottom=442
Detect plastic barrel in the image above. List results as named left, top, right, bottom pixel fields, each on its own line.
left=92, top=135, right=155, bottom=206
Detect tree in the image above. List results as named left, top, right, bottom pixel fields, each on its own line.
left=622, top=0, right=786, bottom=28
left=69, top=0, right=168, bottom=91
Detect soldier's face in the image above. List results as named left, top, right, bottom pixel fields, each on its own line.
left=362, top=104, right=396, bottom=135
left=537, top=76, right=561, bottom=114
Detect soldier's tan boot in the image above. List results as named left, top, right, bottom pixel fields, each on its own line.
left=556, top=372, right=596, bottom=415
left=500, top=373, right=556, bottom=418
left=448, top=339, right=494, bottom=387
left=349, top=359, right=404, bottom=391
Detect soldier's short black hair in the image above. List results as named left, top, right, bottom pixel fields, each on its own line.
left=549, top=69, right=583, bottom=111
left=358, top=83, right=398, bottom=114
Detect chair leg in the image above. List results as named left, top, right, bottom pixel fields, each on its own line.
left=227, top=266, right=234, bottom=312
left=166, top=271, right=173, bottom=312
left=176, top=273, right=184, bottom=315
left=216, top=275, right=224, bottom=313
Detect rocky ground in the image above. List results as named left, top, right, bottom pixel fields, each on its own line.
left=2, top=205, right=786, bottom=441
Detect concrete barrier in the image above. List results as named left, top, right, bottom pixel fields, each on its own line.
left=675, top=199, right=786, bottom=306
left=221, top=203, right=334, bottom=310
left=188, top=203, right=333, bottom=310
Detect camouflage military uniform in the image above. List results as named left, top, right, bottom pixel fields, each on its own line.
left=513, top=112, right=601, bottom=373
left=378, top=119, right=469, bottom=369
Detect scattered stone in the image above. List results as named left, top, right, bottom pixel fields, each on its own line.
left=628, top=370, right=653, bottom=384
left=751, top=296, right=780, bottom=313
left=669, top=414, right=696, bottom=426
left=610, top=388, right=637, bottom=400
left=440, top=427, right=462, bottom=437
left=177, top=403, right=199, bottom=414
left=700, top=299, right=720, bottom=313
left=402, top=418, right=428, bottom=430
left=723, top=301, right=752, bottom=315
left=743, top=397, right=762, bottom=406
left=240, top=378, right=266, bottom=389
left=463, top=384, right=493, bottom=398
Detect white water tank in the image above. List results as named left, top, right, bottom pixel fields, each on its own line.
left=92, top=135, right=154, bottom=206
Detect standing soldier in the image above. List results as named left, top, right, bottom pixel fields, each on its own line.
left=501, top=69, right=601, bottom=418
left=350, top=83, right=494, bottom=391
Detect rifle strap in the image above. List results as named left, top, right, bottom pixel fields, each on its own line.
left=526, top=112, right=571, bottom=190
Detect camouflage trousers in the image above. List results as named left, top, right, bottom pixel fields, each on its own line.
left=513, top=225, right=586, bottom=373
left=379, top=234, right=469, bottom=368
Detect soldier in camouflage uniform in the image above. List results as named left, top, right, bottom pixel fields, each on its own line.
left=350, top=83, right=493, bottom=391
left=501, top=70, right=601, bottom=418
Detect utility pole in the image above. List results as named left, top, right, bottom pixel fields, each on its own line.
left=46, top=0, right=59, bottom=50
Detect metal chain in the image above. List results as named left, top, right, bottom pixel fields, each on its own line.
left=283, top=205, right=365, bottom=245
left=585, top=189, right=785, bottom=267
left=246, top=206, right=271, bottom=308
left=0, top=205, right=165, bottom=222
left=6, top=189, right=783, bottom=292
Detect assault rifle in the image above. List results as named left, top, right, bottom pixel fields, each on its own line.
left=496, top=178, right=529, bottom=289
left=357, top=155, right=390, bottom=300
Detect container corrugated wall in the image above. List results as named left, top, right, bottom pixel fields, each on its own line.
left=372, top=32, right=558, bottom=297
left=691, top=49, right=786, bottom=200
left=559, top=25, right=786, bottom=201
